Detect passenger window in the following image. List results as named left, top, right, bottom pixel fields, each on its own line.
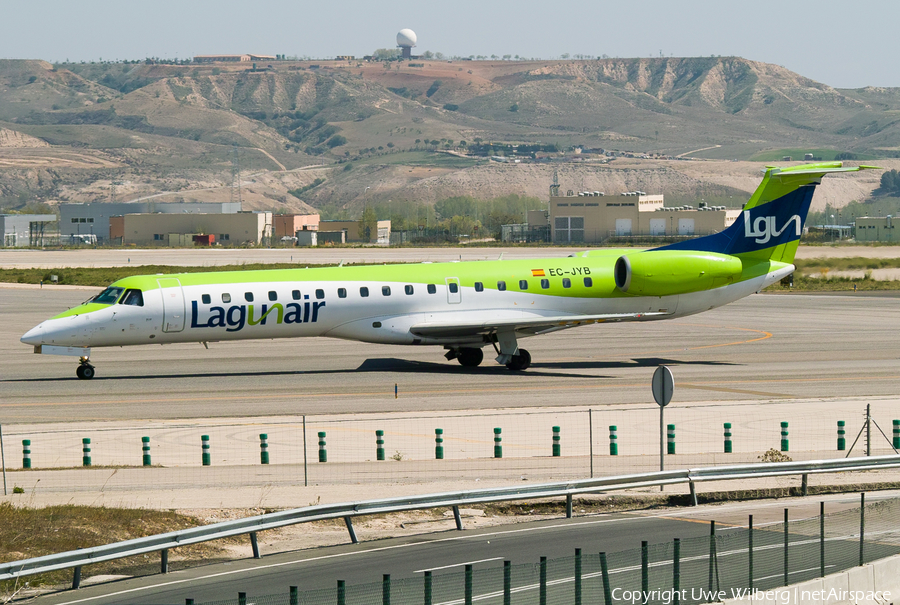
left=475, top=282, right=484, bottom=292
left=268, top=291, right=277, bottom=301
left=541, top=279, right=550, bottom=289
left=202, top=294, right=211, bottom=304
left=222, top=293, right=231, bottom=303
left=498, top=281, right=506, bottom=291
left=292, top=290, right=301, bottom=300
left=427, top=284, right=436, bottom=294
left=584, top=277, right=593, bottom=287
left=316, top=289, right=325, bottom=299
left=405, top=285, right=414, bottom=295
left=519, top=280, right=528, bottom=290
left=448, top=282, right=458, bottom=294
left=360, top=287, right=369, bottom=297
left=563, top=278, right=572, bottom=288
left=338, top=288, right=347, bottom=298
left=382, top=286, right=391, bottom=296
left=120, top=289, right=144, bottom=307
left=245, top=292, right=254, bottom=302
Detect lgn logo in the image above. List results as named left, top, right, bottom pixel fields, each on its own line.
left=743, top=211, right=801, bottom=244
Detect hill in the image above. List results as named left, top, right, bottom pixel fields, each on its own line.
left=0, top=56, right=897, bottom=215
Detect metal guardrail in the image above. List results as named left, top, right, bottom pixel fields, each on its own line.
left=3, top=455, right=900, bottom=588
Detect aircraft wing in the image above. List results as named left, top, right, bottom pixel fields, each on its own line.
left=409, top=312, right=667, bottom=339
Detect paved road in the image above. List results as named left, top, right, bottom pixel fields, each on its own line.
left=2, top=287, right=898, bottom=423
left=26, top=491, right=900, bottom=605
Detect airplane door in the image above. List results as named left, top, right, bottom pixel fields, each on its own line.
left=157, top=278, right=186, bottom=333
left=445, top=277, right=461, bottom=304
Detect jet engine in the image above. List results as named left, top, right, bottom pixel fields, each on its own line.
left=614, top=250, right=743, bottom=296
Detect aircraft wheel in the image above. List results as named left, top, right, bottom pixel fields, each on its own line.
left=505, top=349, right=531, bottom=371
left=77, top=364, right=95, bottom=380
left=457, top=347, right=484, bottom=367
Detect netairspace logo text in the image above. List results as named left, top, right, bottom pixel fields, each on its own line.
left=612, top=587, right=891, bottom=604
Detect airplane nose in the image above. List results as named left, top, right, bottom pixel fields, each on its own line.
left=21, top=324, right=44, bottom=346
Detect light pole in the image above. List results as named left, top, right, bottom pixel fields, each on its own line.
left=831, top=214, right=835, bottom=243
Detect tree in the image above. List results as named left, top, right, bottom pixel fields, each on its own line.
left=358, top=206, right=377, bottom=243
left=881, top=169, right=900, bottom=194
left=509, top=103, right=519, bottom=112
left=326, top=135, right=347, bottom=148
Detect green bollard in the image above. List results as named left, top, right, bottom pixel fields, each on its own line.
left=435, top=428, right=444, bottom=460
left=780, top=422, right=789, bottom=452
left=201, top=435, right=211, bottom=466
left=376, top=430, right=385, bottom=461
left=667, top=424, right=676, bottom=455
left=724, top=423, right=733, bottom=453
left=609, top=425, right=618, bottom=456
left=318, top=432, right=327, bottom=463
left=894, top=420, right=900, bottom=450
left=494, top=428, right=502, bottom=458
left=838, top=421, right=846, bottom=451
left=142, top=436, right=151, bottom=467
left=259, top=434, right=269, bottom=465
left=22, top=439, right=31, bottom=469
left=552, top=426, right=561, bottom=457
left=82, top=438, right=91, bottom=467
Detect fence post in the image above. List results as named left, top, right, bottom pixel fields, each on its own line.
left=780, top=422, right=789, bottom=452
left=142, top=436, right=151, bottom=467
left=238, top=592, right=246, bottom=605
left=859, top=492, right=866, bottom=566
left=820, top=502, right=825, bottom=578
left=539, top=556, right=547, bottom=605
left=201, top=435, right=210, bottom=466
left=337, top=580, right=346, bottom=605
left=318, top=432, right=327, bottom=463
left=302, top=415, right=308, bottom=487
left=673, top=538, right=681, bottom=605
left=376, top=430, right=385, bottom=461
left=667, top=424, right=675, bottom=455
left=784, top=508, right=789, bottom=586
left=435, top=429, right=444, bottom=460
left=552, top=426, right=561, bottom=457
left=424, top=571, right=433, bottom=605
left=894, top=420, right=900, bottom=450
left=259, top=434, right=269, bottom=465
left=22, top=439, right=31, bottom=469
left=82, top=438, right=91, bottom=467
left=838, top=421, right=846, bottom=451
left=503, top=561, right=511, bottom=605
left=494, top=428, right=502, bottom=459
left=724, top=423, right=732, bottom=453
left=574, top=548, right=582, bottom=605
left=748, top=515, right=754, bottom=592
left=708, top=521, right=716, bottom=593
left=641, top=540, right=649, bottom=602
left=290, top=586, right=298, bottom=605
left=609, top=425, right=618, bottom=456
left=383, top=574, right=391, bottom=605
left=465, top=564, right=473, bottom=605
left=599, top=552, right=612, bottom=605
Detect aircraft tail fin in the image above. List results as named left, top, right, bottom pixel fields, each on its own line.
left=654, top=162, right=880, bottom=263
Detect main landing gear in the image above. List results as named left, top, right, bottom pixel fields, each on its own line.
left=504, top=349, right=531, bottom=371
left=76, top=356, right=95, bottom=380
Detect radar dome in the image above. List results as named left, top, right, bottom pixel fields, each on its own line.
left=396, top=29, right=417, bottom=48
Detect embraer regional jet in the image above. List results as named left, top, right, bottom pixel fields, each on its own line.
left=21, top=162, right=876, bottom=379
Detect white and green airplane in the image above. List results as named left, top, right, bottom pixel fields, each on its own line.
left=22, top=162, right=876, bottom=379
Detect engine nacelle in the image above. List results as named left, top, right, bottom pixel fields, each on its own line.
left=614, top=250, right=743, bottom=296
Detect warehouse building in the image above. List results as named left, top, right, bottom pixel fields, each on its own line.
left=113, top=212, right=273, bottom=246
left=855, top=216, right=897, bottom=243
left=274, top=214, right=320, bottom=239
left=61, top=202, right=242, bottom=243
left=546, top=191, right=739, bottom=243
left=1, top=214, right=57, bottom=247
left=318, top=220, right=391, bottom=244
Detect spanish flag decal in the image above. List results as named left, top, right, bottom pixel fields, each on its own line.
left=531, top=269, right=546, bottom=277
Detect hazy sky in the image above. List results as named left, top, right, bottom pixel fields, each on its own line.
left=8, top=0, right=898, bottom=89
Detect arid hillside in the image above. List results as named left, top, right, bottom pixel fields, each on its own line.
left=0, top=56, right=897, bottom=214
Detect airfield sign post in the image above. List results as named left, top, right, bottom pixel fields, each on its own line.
left=652, top=366, right=674, bottom=489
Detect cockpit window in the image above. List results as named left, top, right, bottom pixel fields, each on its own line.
left=120, top=289, right=144, bottom=307
left=93, top=287, right=124, bottom=304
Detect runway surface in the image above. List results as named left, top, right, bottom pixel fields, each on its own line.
left=2, top=286, right=898, bottom=423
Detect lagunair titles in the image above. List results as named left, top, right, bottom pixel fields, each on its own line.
left=21, top=162, right=880, bottom=379
left=190, top=295, right=326, bottom=332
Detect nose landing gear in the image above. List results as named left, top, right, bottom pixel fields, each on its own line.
left=76, top=357, right=95, bottom=380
